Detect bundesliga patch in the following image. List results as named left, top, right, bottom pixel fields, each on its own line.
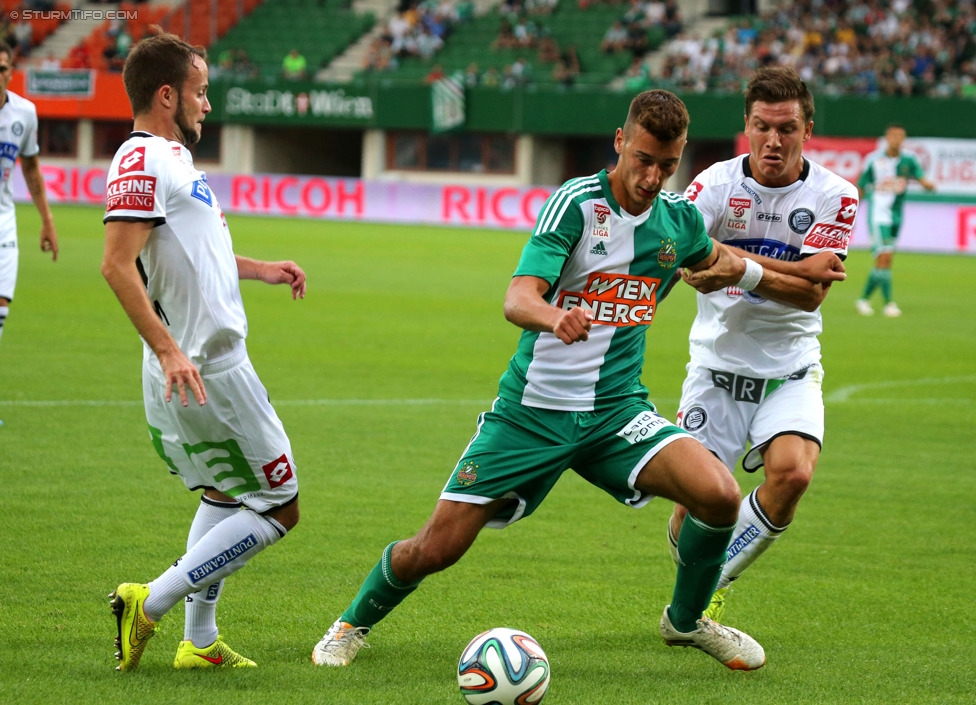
left=556, top=272, right=661, bottom=327
left=684, top=181, right=704, bottom=201
left=106, top=175, right=157, bottom=212
left=726, top=197, right=751, bottom=231
left=592, top=203, right=611, bottom=239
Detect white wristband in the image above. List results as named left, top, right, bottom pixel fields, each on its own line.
left=736, top=257, right=763, bottom=291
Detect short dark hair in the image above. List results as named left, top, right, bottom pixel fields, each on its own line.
left=0, top=41, right=12, bottom=61
left=122, top=27, right=206, bottom=116
left=744, top=66, right=815, bottom=124
left=623, top=89, right=689, bottom=143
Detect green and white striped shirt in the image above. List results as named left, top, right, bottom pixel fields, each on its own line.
left=498, top=169, right=712, bottom=412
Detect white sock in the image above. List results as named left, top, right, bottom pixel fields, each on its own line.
left=718, top=487, right=787, bottom=589
left=0, top=305, right=8, bottom=343
left=184, top=496, right=241, bottom=647
left=144, top=510, right=286, bottom=622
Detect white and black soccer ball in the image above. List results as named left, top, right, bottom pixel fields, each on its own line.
left=457, top=627, right=550, bottom=705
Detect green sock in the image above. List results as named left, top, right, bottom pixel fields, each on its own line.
left=877, top=269, right=893, bottom=303
left=341, top=542, right=421, bottom=629
left=668, top=515, right=734, bottom=632
left=862, top=269, right=880, bottom=299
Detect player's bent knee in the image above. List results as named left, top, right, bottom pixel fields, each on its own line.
left=770, top=466, right=814, bottom=503
left=266, top=497, right=299, bottom=531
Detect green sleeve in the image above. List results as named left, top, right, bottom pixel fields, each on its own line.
left=513, top=198, right=584, bottom=284
left=909, top=154, right=926, bottom=181
left=680, top=205, right=713, bottom=268
left=857, top=161, right=874, bottom=191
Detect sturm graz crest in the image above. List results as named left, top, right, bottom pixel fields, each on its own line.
left=788, top=208, right=814, bottom=234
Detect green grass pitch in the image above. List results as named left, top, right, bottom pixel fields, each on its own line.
left=1, top=204, right=974, bottom=704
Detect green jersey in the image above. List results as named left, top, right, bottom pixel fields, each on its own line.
left=858, top=150, right=926, bottom=227
left=498, top=169, right=712, bottom=412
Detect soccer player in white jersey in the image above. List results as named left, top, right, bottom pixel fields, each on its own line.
left=101, top=30, right=306, bottom=671
left=0, top=40, right=59, bottom=418
left=312, top=89, right=843, bottom=672
left=667, top=66, right=858, bottom=633
left=855, top=123, right=935, bottom=317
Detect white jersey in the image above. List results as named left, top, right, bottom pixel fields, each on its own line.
left=103, top=132, right=247, bottom=365
left=0, top=91, right=40, bottom=241
left=683, top=156, right=858, bottom=377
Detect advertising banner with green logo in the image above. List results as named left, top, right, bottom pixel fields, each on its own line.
left=25, top=69, right=95, bottom=97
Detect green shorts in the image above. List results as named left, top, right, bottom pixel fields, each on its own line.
left=870, top=223, right=900, bottom=256
left=440, top=396, right=689, bottom=528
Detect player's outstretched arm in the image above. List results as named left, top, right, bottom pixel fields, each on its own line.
left=236, top=256, right=307, bottom=300
left=683, top=243, right=841, bottom=312
left=20, top=155, right=58, bottom=261
left=504, top=275, right=593, bottom=345
left=102, top=219, right=206, bottom=407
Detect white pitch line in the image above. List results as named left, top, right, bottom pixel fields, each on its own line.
left=825, top=375, right=976, bottom=403
left=0, top=398, right=492, bottom=407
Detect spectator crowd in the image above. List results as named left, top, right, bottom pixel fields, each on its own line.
left=653, top=0, right=976, bottom=98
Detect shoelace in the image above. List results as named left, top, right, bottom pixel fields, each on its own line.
left=699, top=618, right=743, bottom=645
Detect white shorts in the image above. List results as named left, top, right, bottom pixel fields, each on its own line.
left=676, top=362, right=825, bottom=472
left=0, top=239, right=18, bottom=301
left=143, top=343, right=299, bottom=513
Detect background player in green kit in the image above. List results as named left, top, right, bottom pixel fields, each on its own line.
left=855, top=123, right=935, bottom=317
left=312, top=90, right=844, bottom=672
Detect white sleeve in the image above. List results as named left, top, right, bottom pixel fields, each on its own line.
left=19, top=104, right=39, bottom=158
left=683, top=166, right=724, bottom=236
left=104, top=141, right=172, bottom=222
left=801, top=178, right=859, bottom=257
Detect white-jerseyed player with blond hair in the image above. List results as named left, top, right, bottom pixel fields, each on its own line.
left=668, top=66, right=858, bottom=638
left=101, top=28, right=306, bottom=672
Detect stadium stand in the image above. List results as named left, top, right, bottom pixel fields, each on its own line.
left=654, top=0, right=976, bottom=98
left=0, top=0, right=75, bottom=61
left=206, top=0, right=375, bottom=78
left=349, top=0, right=671, bottom=87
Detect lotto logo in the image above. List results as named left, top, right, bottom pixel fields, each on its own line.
left=118, top=146, right=146, bottom=175
left=685, top=181, right=704, bottom=201
left=836, top=196, right=858, bottom=225
left=262, top=453, right=294, bottom=488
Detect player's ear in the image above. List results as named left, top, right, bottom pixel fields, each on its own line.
left=158, top=84, right=175, bottom=109
left=614, top=127, right=625, bottom=155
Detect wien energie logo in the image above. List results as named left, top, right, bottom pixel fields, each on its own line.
left=557, top=273, right=661, bottom=327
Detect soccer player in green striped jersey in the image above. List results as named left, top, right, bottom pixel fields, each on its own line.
left=855, top=124, right=935, bottom=317
left=313, top=90, right=841, bottom=671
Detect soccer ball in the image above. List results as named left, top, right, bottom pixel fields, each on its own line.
left=457, top=628, right=550, bottom=705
